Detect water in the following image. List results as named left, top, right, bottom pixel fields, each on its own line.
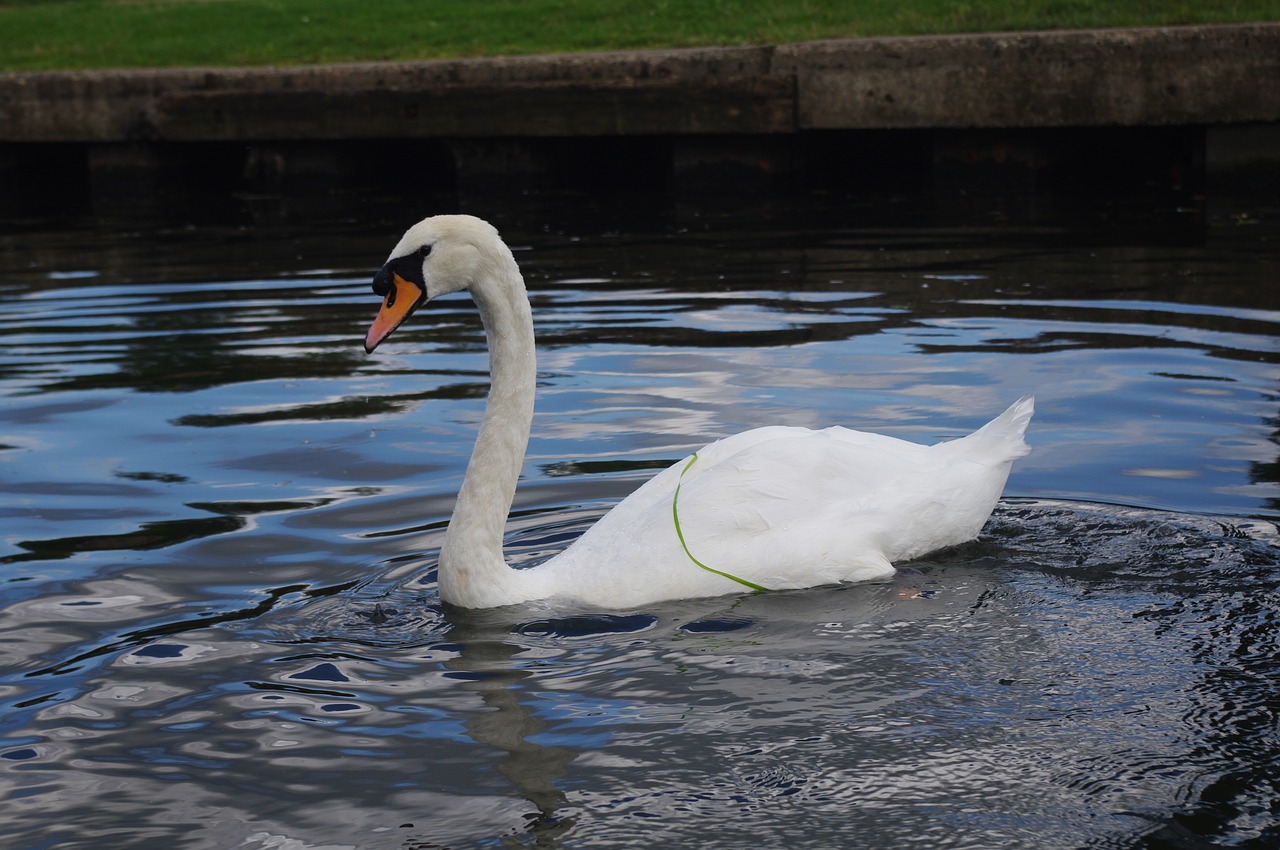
left=2, top=193, right=1279, bottom=849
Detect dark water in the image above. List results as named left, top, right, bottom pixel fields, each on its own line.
left=2, top=194, right=1279, bottom=849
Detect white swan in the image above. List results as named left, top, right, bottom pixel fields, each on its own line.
left=364, top=214, right=1033, bottom=610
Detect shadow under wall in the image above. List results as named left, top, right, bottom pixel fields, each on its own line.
left=2, top=125, right=1271, bottom=227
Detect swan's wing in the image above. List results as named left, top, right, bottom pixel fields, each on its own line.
left=547, top=427, right=896, bottom=595
left=664, top=427, right=933, bottom=588
left=550, top=406, right=1031, bottom=604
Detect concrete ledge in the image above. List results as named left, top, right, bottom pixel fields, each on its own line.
left=0, top=46, right=790, bottom=142
left=2, top=24, right=1278, bottom=143
left=777, top=24, right=1280, bottom=129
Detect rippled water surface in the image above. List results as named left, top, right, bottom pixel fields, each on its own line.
left=2, top=194, right=1279, bottom=849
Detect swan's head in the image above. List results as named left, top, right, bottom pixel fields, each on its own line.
left=364, top=214, right=507, bottom=354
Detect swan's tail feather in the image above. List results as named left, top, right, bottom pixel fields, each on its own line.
left=966, top=395, right=1034, bottom=459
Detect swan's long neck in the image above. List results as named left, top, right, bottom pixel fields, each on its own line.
left=437, top=246, right=540, bottom=608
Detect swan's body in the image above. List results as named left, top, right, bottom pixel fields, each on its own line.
left=364, top=215, right=1033, bottom=610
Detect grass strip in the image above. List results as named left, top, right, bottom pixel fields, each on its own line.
left=2, top=0, right=1277, bottom=72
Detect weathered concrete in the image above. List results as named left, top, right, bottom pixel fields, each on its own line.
left=3, top=24, right=1278, bottom=220
left=0, top=46, right=790, bottom=142
left=1, top=24, right=1277, bottom=143
left=776, top=25, right=1280, bottom=129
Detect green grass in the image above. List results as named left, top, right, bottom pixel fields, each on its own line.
left=2, top=0, right=1278, bottom=72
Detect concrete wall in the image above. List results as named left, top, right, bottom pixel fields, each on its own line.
left=1, top=24, right=1277, bottom=218
left=3, top=25, right=1278, bottom=142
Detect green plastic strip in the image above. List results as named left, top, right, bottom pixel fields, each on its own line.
left=671, top=452, right=769, bottom=592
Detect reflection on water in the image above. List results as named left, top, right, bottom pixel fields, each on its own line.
left=1, top=194, right=1279, bottom=848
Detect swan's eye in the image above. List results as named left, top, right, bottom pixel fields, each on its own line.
left=418, top=245, right=433, bottom=259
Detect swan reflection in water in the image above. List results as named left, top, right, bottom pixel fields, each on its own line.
left=442, top=628, right=578, bottom=843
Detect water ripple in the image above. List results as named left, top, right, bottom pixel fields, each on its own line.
left=3, top=207, right=1280, bottom=848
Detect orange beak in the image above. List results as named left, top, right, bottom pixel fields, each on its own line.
left=364, top=272, right=425, bottom=353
